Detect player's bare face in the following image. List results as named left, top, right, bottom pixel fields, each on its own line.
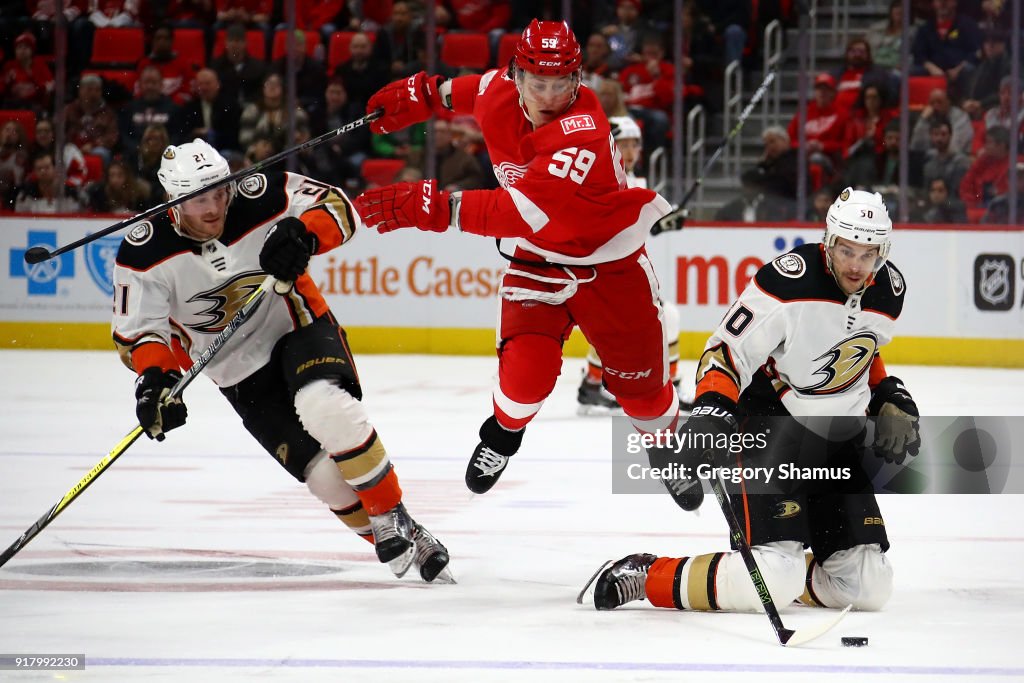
left=178, top=186, right=230, bottom=241
left=829, top=237, right=880, bottom=295
left=517, top=71, right=575, bottom=127
left=617, top=138, right=641, bottom=173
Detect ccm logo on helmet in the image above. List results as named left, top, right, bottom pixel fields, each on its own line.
left=561, top=115, right=596, bottom=135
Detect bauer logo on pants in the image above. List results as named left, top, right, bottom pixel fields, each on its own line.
left=974, top=254, right=1014, bottom=311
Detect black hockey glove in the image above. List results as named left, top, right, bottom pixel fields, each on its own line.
left=260, top=217, right=318, bottom=282
left=867, top=376, right=920, bottom=464
left=648, top=393, right=738, bottom=512
left=135, top=367, right=187, bottom=441
left=651, top=205, right=686, bottom=236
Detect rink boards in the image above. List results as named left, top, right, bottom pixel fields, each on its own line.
left=1, top=216, right=1021, bottom=366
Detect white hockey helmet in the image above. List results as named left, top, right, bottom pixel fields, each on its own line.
left=158, top=139, right=234, bottom=202
left=609, top=116, right=642, bottom=143
left=824, top=187, right=892, bottom=274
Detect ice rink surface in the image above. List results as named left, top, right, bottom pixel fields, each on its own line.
left=1, top=349, right=1022, bottom=682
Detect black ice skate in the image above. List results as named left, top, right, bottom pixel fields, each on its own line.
left=465, top=415, right=524, bottom=494
left=576, top=378, right=623, bottom=416
left=368, top=502, right=415, bottom=578
left=412, top=523, right=455, bottom=583
left=577, top=553, right=658, bottom=610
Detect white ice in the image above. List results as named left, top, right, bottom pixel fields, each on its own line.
left=1, top=350, right=1022, bottom=682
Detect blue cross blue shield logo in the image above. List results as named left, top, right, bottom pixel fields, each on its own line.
left=9, top=230, right=75, bottom=295
left=85, top=234, right=121, bottom=297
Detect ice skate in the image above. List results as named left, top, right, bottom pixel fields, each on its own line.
left=576, top=378, right=624, bottom=416
left=674, top=377, right=694, bottom=411
left=412, top=523, right=455, bottom=584
left=368, top=502, right=415, bottom=578
left=465, top=416, right=524, bottom=494
left=578, top=553, right=658, bottom=610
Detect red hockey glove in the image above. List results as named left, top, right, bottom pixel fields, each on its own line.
left=355, top=180, right=451, bottom=234
left=367, top=71, right=446, bottom=134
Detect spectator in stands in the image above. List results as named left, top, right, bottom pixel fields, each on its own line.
left=984, top=160, right=1024, bottom=224
left=581, top=33, right=614, bottom=89
left=162, top=0, right=215, bottom=28
left=372, top=1, right=420, bottom=78
left=306, top=77, right=371, bottom=181
left=695, top=0, right=749, bottom=66
left=294, top=0, right=357, bottom=46
left=960, top=125, right=1012, bottom=210
left=919, top=177, right=967, bottom=222
left=14, top=151, right=83, bottom=213
left=436, top=0, right=511, bottom=35
left=31, top=118, right=88, bottom=191
left=211, top=22, right=269, bottom=106
left=370, top=122, right=425, bottom=167
left=715, top=176, right=774, bottom=222
left=0, top=120, right=29, bottom=193
left=215, top=0, right=271, bottom=30
left=64, top=73, right=119, bottom=166
left=172, top=68, right=241, bottom=152
left=961, top=30, right=1012, bottom=112
left=132, top=122, right=169, bottom=202
left=983, top=77, right=1024, bottom=142
left=121, top=65, right=180, bottom=160
left=137, top=25, right=198, bottom=105
left=271, top=30, right=327, bottom=112
left=910, top=88, right=973, bottom=155
left=86, top=157, right=149, bottom=214
left=433, top=118, right=486, bottom=192
left=741, top=126, right=798, bottom=219
left=20, top=1, right=90, bottom=70
left=335, top=32, right=389, bottom=110
left=619, top=34, right=679, bottom=154
left=844, top=119, right=924, bottom=197
left=921, top=117, right=971, bottom=193
left=912, top=0, right=982, bottom=99
left=1, top=32, right=54, bottom=112
left=602, top=0, right=650, bottom=71
left=788, top=73, right=849, bottom=181
left=88, top=0, right=139, bottom=27
left=830, top=37, right=893, bottom=113
left=805, top=188, right=833, bottom=222
left=238, top=72, right=309, bottom=151
left=596, top=77, right=629, bottom=118
left=844, top=84, right=897, bottom=160
left=243, top=133, right=274, bottom=165
left=398, top=30, right=459, bottom=81
left=867, top=0, right=915, bottom=73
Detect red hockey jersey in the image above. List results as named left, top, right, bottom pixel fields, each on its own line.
left=449, top=70, right=671, bottom=265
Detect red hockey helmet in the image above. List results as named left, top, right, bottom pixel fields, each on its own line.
left=512, top=20, right=582, bottom=77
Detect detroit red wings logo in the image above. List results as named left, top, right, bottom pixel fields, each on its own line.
left=493, top=161, right=528, bottom=189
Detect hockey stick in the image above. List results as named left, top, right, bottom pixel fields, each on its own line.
left=0, top=275, right=281, bottom=569
left=651, top=71, right=777, bottom=236
left=23, top=110, right=382, bottom=265
left=707, top=471, right=851, bottom=647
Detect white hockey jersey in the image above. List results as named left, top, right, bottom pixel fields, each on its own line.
left=694, top=243, right=906, bottom=417
left=112, top=171, right=360, bottom=387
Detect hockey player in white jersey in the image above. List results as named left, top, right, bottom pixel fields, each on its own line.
left=112, top=139, right=451, bottom=582
left=576, top=116, right=686, bottom=415
left=585, top=188, right=919, bottom=613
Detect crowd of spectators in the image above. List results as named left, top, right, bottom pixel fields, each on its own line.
left=0, top=0, right=1019, bottom=224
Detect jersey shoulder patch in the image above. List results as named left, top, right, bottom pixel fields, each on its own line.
left=116, top=213, right=193, bottom=271
left=754, top=243, right=843, bottom=303
left=221, top=170, right=289, bottom=245
left=863, top=261, right=905, bottom=319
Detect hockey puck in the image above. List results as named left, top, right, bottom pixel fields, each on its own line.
left=841, top=637, right=869, bottom=647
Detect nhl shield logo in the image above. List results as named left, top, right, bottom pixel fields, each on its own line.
left=85, top=234, right=122, bottom=297
left=974, top=254, right=1014, bottom=311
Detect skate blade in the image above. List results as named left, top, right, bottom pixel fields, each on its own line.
left=576, top=560, right=615, bottom=605
left=428, top=566, right=457, bottom=584
left=387, top=547, right=415, bottom=579
left=576, top=404, right=625, bottom=417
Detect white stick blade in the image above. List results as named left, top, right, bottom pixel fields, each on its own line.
left=784, top=604, right=853, bottom=647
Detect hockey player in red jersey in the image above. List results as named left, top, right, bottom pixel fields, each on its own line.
left=582, top=188, right=919, bottom=614
left=112, top=139, right=451, bottom=582
left=355, top=20, right=679, bottom=495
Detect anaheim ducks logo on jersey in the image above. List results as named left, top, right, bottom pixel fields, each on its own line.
left=796, top=332, right=878, bottom=395
left=185, top=271, right=266, bottom=334
left=493, top=161, right=528, bottom=189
